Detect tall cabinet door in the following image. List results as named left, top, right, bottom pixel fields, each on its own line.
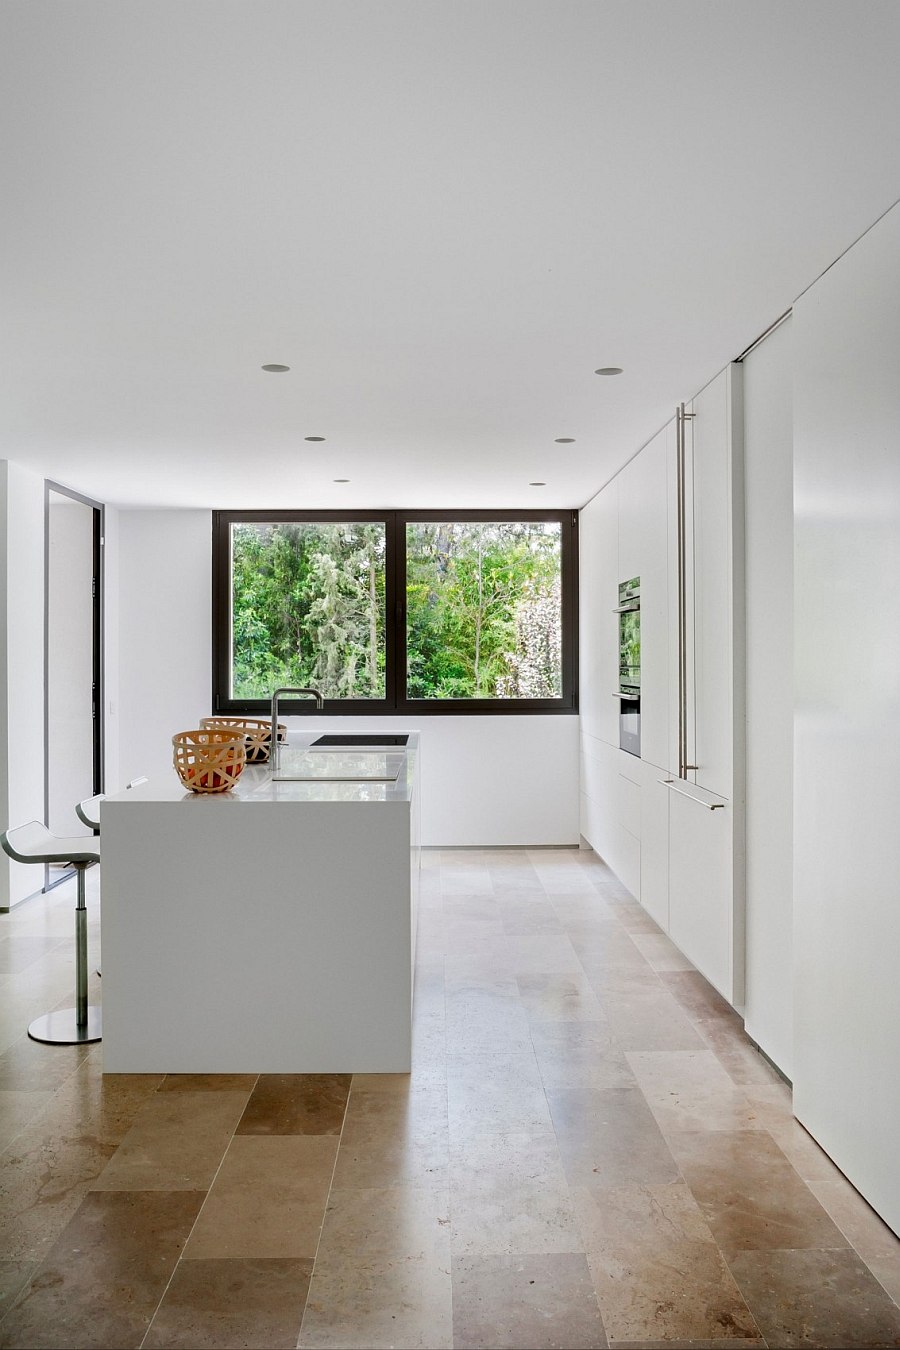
left=687, top=366, right=744, bottom=799
left=666, top=364, right=745, bottom=1007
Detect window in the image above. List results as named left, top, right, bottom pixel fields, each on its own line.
left=212, top=510, right=577, bottom=715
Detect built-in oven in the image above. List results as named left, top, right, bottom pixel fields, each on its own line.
left=615, top=576, right=641, bottom=756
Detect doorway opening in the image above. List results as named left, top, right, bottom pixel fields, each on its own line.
left=44, top=482, right=103, bottom=890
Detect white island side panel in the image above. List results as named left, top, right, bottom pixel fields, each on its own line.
left=101, top=797, right=413, bottom=1072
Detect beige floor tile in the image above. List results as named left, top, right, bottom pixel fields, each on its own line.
left=448, top=1051, right=553, bottom=1142
left=531, top=1021, right=636, bottom=1092
left=868, top=1252, right=900, bottom=1308
left=158, top=1073, right=259, bottom=1093
left=629, top=931, right=695, bottom=971
left=805, top=1173, right=900, bottom=1264
left=449, top=1129, right=582, bottom=1256
left=0, top=1189, right=204, bottom=1350
left=490, top=875, right=546, bottom=896
left=599, top=987, right=707, bottom=1052
left=0, top=1035, right=91, bottom=1093
left=574, top=1182, right=760, bottom=1343
left=0, top=1068, right=163, bottom=1264
left=669, top=1128, right=849, bottom=1258
left=331, top=1080, right=448, bottom=1189
left=441, top=894, right=502, bottom=922
left=657, top=970, right=743, bottom=1026
left=440, top=868, right=494, bottom=895
left=299, top=1186, right=452, bottom=1348
left=547, top=1085, right=680, bottom=1190
left=442, top=917, right=506, bottom=956
left=92, top=1089, right=248, bottom=1191
left=452, top=1251, right=608, bottom=1349
left=0, top=1089, right=55, bottom=1153
left=0, top=1258, right=36, bottom=1317
left=695, top=1017, right=786, bottom=1086
left=236, top=1074, right=351, bottom=1136
left=728, top=1246, right=900, bottom=1347
left=570, top=930, right=652, bottom=972
left=499, top=903, right=566, bottom=937
left=625, top=1050, right=762, bottom=1133
left=143, top=1256, right=313, bottom=1349
left=516, top=972, right=605, bottom=1023
left=445, top=978, right=532, bottom=1055
left=184, top=1135, right=337, bottom=1259
left=503, top=934, right=583, bottom=974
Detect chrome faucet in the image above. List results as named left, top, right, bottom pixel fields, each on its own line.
left=270, top=687, right=324, bottom=777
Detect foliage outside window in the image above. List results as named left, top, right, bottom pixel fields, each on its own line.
left=405, top=521, right=562, bottom=699
left=212, top=510, right=577, bottom=715
left=232, top=522, right=386, bottom=700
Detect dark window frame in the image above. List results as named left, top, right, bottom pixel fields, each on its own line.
left=212, top=508, right=578, bottom=716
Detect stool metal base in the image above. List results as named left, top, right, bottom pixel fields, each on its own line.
left=28, top=1007, right=102, bottom=1045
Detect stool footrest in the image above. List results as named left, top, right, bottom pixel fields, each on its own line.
left=28, top=1007, right=102, bottom=1046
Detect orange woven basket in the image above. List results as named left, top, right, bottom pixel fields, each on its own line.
left=199, top=716, right=286, bottom=764
left=173, top=729, right=247, bottom=793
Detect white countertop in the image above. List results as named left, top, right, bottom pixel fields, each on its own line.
left=106, top=731, right=419, bottom=806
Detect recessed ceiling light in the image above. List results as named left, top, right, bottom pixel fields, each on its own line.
left=261, top=363, right=290, bottom=373
left=529, top=481, right=546, bottom=487
left=305, top=436, right=326, bottom=442
left=555, top=437, right=575, bottom=443
left=594, top=366, right=623, bottom=376
left=333, top=478, right=350, bottom=483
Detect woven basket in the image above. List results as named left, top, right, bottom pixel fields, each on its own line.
left=173, top=729, right=247, bottom=793
left=199, top=716, right=286, bottom=764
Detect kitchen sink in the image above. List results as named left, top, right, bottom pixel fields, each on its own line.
left=310, top=734, right=409, bottom=748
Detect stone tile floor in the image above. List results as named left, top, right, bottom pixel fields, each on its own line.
left=0, top=848, right=899, bottom=1347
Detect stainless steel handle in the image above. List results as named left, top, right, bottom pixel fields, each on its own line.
left=676, top=403, right=695, bottom=780
left=659, top=779, right=725, bottom=810
left=612, top=603, right=640, bottom=614
left=613, top=693, right=640, bottom=701
left=676, top=405, right=685, bottom=778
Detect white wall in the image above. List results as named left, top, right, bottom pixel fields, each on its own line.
left=0, top=461, right=46, bottom=908
left=117, top=510, right=212, bottom=786
left=113, top=509, right=580, bottom=846
left=742, top=316, right=794, bottom=1079
left=792, top=202, right=900, bottom=1234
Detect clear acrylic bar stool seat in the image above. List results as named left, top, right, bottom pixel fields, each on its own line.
left=1, top=821, right=101, bottom=1045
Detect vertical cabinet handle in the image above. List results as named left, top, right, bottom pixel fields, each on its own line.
left=676, top=403, right=695, bottom=781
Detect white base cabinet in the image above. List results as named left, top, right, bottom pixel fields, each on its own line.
left=667, top=783, right=738, bottom=1003
left=639, top=760, right=669, bottom=931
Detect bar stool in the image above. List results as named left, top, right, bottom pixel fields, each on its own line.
left=75, top=775, right=149, bottom=833
left=1, top=822, right=101, bottom=1045
left=73, top=779, right=147, bottom=983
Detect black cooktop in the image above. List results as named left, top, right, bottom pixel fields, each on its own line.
left=310, top=734, right=409, bottom=747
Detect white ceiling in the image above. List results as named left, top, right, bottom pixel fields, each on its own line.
left=2, top=1, right=899, bottom=510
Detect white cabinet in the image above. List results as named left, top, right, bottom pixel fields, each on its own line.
left=579, top=367, right=744, bottom=1009
left=580, top=734, right=639, bottom=897
left=682, top=366, right=744, bottom=798
left=792, top=202, right=900, bottom=1235
left=661, top=364, right=744, bottom=1003
left=667, top=783, right=739, bottom=1002
left=639, top=759, right=669, bottom=930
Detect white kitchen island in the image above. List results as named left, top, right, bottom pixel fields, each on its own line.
left=100, top=734, right=419, bottom=1073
